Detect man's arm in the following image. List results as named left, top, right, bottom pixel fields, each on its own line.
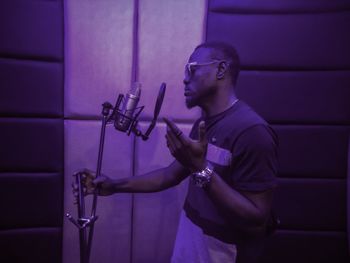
left=109, top=160, right=188, bottom=193
left=80, top=160, right=188, bottom=196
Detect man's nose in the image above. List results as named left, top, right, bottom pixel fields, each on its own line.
left=183, top=72, right=190, bottom=85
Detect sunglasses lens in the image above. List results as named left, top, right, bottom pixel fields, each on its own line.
left=185, top=64, right=192, bottom=76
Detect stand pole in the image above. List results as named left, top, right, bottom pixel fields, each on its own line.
left=85, top=102, right=112, bottom=263
left=76, top=173, right=87, bottom=263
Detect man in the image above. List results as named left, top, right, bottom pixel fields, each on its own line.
left=78, top=42, right=278, bottom=263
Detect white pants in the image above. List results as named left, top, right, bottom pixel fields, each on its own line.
left=171, top=211, right=237, bottom=263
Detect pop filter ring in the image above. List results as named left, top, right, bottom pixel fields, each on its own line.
left=133, top=82, right=166, bottom=140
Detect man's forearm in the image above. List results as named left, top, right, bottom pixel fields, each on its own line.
left=110, top=161, right=188, bottom=194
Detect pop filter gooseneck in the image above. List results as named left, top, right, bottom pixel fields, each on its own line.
left=142, top=82, right=166, bottom=140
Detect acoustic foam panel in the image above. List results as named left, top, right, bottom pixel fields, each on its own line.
left=137, top=0, right=205, bottom=121
left=0, top=228, right=62, bottom=263
left=274, top=125, right=350, bottom=178
left=133, top=122, right=192, bottom=263
left=237, top=70, right=350, bottom=124
left=64, top=0, right=134, bottom=118
left=0, top=0, right=63, bottom=60
left=260, top=230, right=349, bottom=263
left=0, top=58, right=63, bottom=117
left=209, top=0, right=350, bottom=14
left=206, top=12, right=350, bottom=69
left=0, top=118, right=63, bottom=172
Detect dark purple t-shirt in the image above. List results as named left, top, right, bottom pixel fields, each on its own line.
left=184, top=100, right=278, bottom=245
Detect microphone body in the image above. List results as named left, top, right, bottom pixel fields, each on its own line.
left=114, top=83, right=141, bottom=132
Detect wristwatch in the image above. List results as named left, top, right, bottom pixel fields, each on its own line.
left=191, top=163, right=214, bottom=188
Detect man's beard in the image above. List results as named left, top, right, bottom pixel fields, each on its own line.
left=185, top=97, right=197, bottom=109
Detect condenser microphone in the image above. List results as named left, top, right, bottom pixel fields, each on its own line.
left=114, top=82, right=141, bottom=132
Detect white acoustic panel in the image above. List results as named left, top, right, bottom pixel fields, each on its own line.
left=138, top=0, right=205, bottom=121
left=64, top=0, right=134, bottom=117
left=63, top=120, right=133, bottom=263
left=133, top=122, right=193, bottom=263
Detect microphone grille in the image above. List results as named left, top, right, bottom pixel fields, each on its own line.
left=131, top=82, right=142, bottom=97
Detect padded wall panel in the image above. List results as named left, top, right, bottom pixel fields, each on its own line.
left=274, top=125, right=350, bottom=178
left=0, top=118, right=63, bottom=172
left=274, top=178, right=346, bottom=231
left=206, top=1, right=350, bottom=262
left=0, top=1, right=64, bottom=263
left=138, top=0, right=205, bottom=121
left=0, top=0, right=63, bottom=60
left=0, top=173, right=62, bottom=228
left=63, top=120, right=133, bottom=263
left=64, top=0, right=134, bottom=117
left=348, top=140, right=350, bottom=253
left=207, top=12, right=350, bottom=69
left=237, top=70, right=350, bottom=124
left=261, top=230, right=349, bottom=263
left=0, top=58, right=63, bottom=117
left=0, top=228, right=62, bottom=263
left=133, top=122, right=191, bottom=262
left=210, top=0, right=350, bottom=13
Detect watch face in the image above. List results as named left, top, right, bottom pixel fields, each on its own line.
left=191, top=165, right=213, bottom=188
left=193, top=174, right=210, bottom=188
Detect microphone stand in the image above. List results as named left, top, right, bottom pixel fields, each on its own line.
left=66, top=102, right=112, bottom=263
left=66, top=83, right=166, bottom=263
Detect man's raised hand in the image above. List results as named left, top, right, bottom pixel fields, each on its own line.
left=163, top=118, right=208, bottom=172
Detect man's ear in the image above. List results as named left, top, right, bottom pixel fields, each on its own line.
left=216, top=61, right=229, bottom=80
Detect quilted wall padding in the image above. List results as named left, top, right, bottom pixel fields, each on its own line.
left=206, top=0, right=350, bottom=262
left=0, top=1, right=64, bottom=263
left=237, top=71, right=350, bottom=124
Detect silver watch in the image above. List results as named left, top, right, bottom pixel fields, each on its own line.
left=191, top=164, right=214, bottom=188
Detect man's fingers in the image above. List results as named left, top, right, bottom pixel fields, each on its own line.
left=72, top=182, right=78, bottom=190
left=92, top=177, right=105, bottom=185
left=164, top=117, right=188, bottom=145
left=165, top=133, right=177, bottom=155
left=163, top=117, right=176, bottom=131
left=167, top=123, right=187, bottom=152
left=164, top=118, right=182, bottom=137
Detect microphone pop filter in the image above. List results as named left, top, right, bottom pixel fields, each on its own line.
left=142, top=82, right=166, bottom=140
left=154, top=82, right=166, bottom=119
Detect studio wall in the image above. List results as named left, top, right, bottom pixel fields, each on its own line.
left=1, top=0, right=349, bottom=262
left=206, top=0, right=350, bottom=262
left=0, top=1, right=64, bottom=262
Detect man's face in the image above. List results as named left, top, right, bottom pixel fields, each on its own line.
left=183, top=48, right=218, bottom=109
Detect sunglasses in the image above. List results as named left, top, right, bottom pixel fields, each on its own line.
left=185, top=60, right=229, bottom=77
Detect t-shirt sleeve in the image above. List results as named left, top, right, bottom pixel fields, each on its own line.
left=230, top=124, right=278, bottom=192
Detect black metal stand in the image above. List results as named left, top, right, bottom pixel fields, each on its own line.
left=66, top=102, right=112, bottom=263
left=66, top=83, right=166, bottom=263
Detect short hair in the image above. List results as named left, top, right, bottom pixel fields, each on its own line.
left=195, top=41, right=240, bottom=85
